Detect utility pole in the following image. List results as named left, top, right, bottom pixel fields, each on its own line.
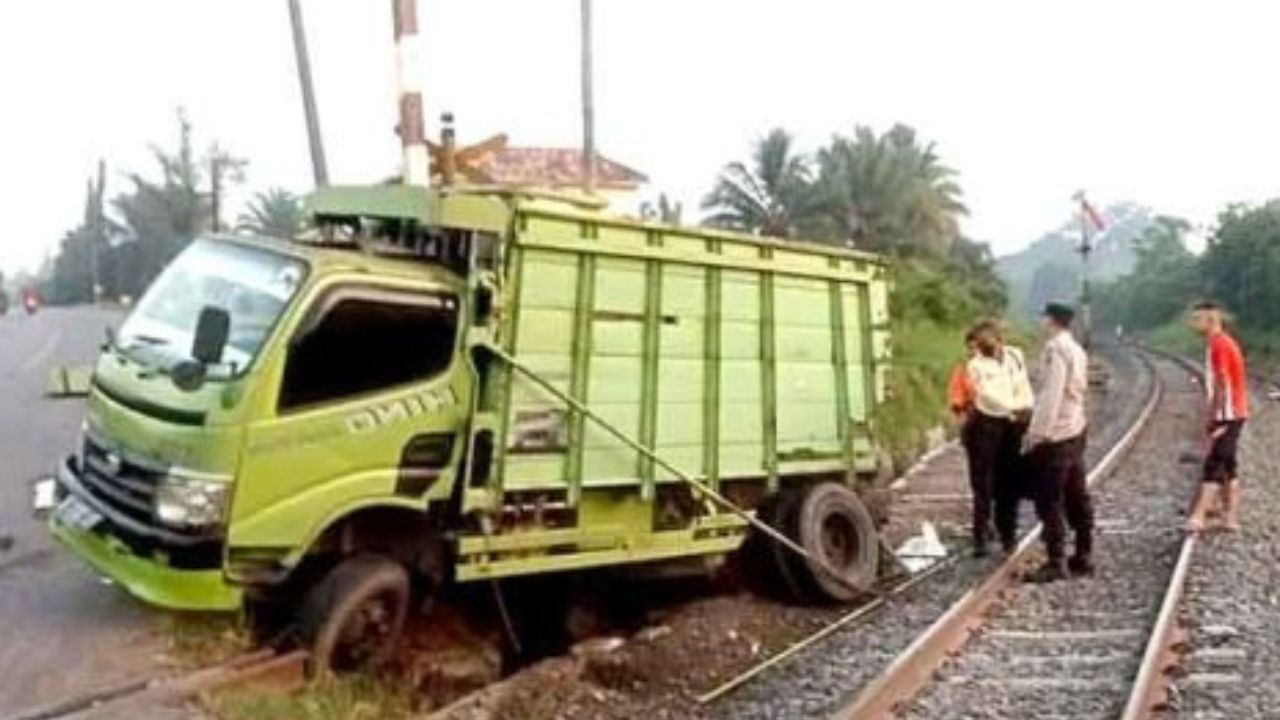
left=579, top=0, right=596, bottom=194
left=392, top=0, right=429, bottom=187
left=88, top=160, right=105, bottom=304
left=1073, top=191, right=1095, bottom=349
left=210, top=156, right=223, bottom=234
left=287, top=0, right=329, bottom=187
left=207, top=145, right=247, bottom=234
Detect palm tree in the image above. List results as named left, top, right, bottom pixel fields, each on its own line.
left=817, top=124, right=966, bottom=255
left=112, top=111, right=212, bottom=286
left=238, top=188, right=307, bottom=239
left=701, top=128, right=822, bottom=238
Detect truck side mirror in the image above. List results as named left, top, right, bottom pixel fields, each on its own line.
left=192, top=306, right=230, bottom=364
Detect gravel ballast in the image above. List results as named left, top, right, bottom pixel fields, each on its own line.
left=896, top=357, right=1202, bottom=720
left=1160, top=386, right=1280, bottom=719
left=424, top=345, right=1156, bottom=720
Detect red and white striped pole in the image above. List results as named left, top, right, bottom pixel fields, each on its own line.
left=392, top=0, right=429, bottom=187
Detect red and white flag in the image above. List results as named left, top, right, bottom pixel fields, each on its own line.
left=1079, top=197, right=1107, bottom=232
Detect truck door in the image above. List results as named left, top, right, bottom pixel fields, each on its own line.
left=229, top=284, right=469, bottom=553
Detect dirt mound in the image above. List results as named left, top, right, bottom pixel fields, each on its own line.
left=427, top=594, right=839, bottom=720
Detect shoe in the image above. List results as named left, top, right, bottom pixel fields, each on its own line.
left=1024, top=560, right=1068, bottom=584
left=1067, top=555, right=1094, bottom=577
left=1186, top=517, right=1205, bottom=534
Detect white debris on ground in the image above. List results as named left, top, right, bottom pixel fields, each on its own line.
left=895, top=521, right=948, bottom=573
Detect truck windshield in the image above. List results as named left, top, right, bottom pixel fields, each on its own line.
left=117, top=239, right=306, bottom=372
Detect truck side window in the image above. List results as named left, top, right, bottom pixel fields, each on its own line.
left=279, top=293, right=457, bottom=411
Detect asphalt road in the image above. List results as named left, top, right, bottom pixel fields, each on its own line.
left=0, top=306, right=175, bottom=715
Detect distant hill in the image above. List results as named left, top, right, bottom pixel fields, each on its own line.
left=996, top=203, right=1154, bottom=319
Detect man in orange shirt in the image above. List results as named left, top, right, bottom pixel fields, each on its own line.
left=1187, top=301, right=1249, bottom=533
left=948, top=329, right=979, bottom=424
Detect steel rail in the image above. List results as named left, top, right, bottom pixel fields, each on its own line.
left=1119, top=533, right=1197, bottom=720
left=1117, top=345, right=1276, bottom=720
left=697, top=554, right=960, bottom=704
left=0, top=649, right=308, bottom=720
left=834, top=350, right=1164, bottom=720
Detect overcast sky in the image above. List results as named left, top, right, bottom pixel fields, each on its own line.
left=2, top=0, right=1279, bottom=274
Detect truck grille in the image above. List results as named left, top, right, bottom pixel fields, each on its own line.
left=68, top=437, right=224, bottom=569
left=80, top=436, right=163, bottom=527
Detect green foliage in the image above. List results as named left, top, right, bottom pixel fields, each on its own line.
left=702, top=125, right=968, bottom=258
left=877, top=260, right=1006, bottom=465
left=112, top=111, right=214, bottom=293
left=815, top=124, right=966, bottom=255
left=1094, top=215, right=1199, bottom=332
left=701, top=128, right=822, bottom=238
left=893, top=252, right=1005, bottom=327
left=1144, top=319, right=1201, bottom=358
left=875, top=319, right=956, bottom=460
left=41, top=110, right=297, bottom=304
left=1096, top=202, right=1280, bottom=369
left=1203, top=202, right=1280, bottom=332
left=238, top=188, right=308, bottom=239
left=205, top=675, right=414, bottom=720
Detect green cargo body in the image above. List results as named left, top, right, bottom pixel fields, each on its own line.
left=48, top=185, right=891, bottom=614
left=453, top=195, right=891, bottom=580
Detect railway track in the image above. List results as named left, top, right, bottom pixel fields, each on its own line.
left=1148, top=358, right=1279, bottom=719
left=701, top=346, right=1158, bottom=720
left=0, top=649, right=307, bottom=720
left=833, top=354, right=1203, bottom=720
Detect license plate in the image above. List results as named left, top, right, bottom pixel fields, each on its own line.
left=56, top=496, right=104, bottom=531
left=31, top=478, right=58, bottom=513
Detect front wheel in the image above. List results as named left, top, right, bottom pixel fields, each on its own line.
left=778, top=482, right=880, bottom=603
left=298, top=554, right=410, bottom=676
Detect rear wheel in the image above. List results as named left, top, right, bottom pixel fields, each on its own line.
left=796, top=482, right=879, bottom=602
left=299, top=554, right=410, bottom=676
left=770, top=482, right=879, bottom=603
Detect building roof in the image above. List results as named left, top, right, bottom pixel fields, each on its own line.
left=464, top=147, right=648, bottom=190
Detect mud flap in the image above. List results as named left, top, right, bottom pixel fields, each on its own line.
left=45, top=365, right=93, bottom=398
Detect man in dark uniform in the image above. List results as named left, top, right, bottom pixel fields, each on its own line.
left=1022, top=303, right=1093, bottom=582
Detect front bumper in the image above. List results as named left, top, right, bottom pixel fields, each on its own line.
left=50, top=459, right=241, bottom=612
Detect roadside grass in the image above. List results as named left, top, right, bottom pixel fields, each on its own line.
left=1145, top=320, right=1201, bottom=358
left=1147, top=320, right=1279, bottom=375
left=164, top=613, right=252, bottom=668
left=877, top=319, right=962, bottom=471
left=203, top=674, right=415, bottom=720
left=160, top=615, right=418, bottom=720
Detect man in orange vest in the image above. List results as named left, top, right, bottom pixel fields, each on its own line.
left=961, top=321, right=1034, bottom=557
left=948, top=329, right=979, bottom=424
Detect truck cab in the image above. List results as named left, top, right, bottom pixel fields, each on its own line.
left=49, top=184, right=890, bottom=671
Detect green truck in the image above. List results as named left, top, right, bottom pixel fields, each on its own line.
left=46, top=185, right=891, bottom=670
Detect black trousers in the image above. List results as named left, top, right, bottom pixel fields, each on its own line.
left=963, top=412, right=1020, bottom=545
left=1203, top=420, right=1245, bottom=484
left=996, top=420, right=1029, bottom=546
left=1028, top=432, right=1093, bottom=561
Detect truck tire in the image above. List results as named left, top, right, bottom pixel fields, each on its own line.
left=298, top=554, right=410, bottom=675
left=739, top=491, right=803, bottom=599
left=766, top=488, right=810, bottom=601
left=781, top=482, right=880, bottom=603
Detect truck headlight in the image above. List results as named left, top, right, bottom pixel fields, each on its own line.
left=154, top=470, right=232, bottom=529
